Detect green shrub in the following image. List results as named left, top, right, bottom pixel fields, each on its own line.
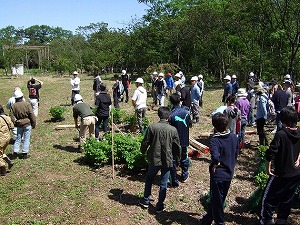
left=83, top=138, right=111, bottom=167
left=124, top=114, right=137, bottom=126
left=254, top=159, right=266, bottom=176
left=110, top=108, right=125, bottom=124
left=49, top=106, right=66, bottom=121
left=83, top=133, right=147, bottom=171
left=254, top=172, right=269, bottom=189
left=257, top=145, right=268, bottom=158
left=142, top=117, right=150, bottom=128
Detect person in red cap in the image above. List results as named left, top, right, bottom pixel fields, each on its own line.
left=165, top=72, right=174, bottom=97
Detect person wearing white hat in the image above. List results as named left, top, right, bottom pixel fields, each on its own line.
left=121, top=69, right=130, bottom=103
left=231, top=74, right=240, bottom=96
left=174, top=80, right=191, bottom=110
left=197, top=74, right=204, bottom=107
left=73, top=94, right=97, bottom=152
left=132, top=78, right=147, bottom=132
left=179, top=71, right=186, bottom=87
left=222, top=75, right=232, bottom=104
left=235, top=88, right=250, bottom=149
left=70, top=71, right=80, bottom=105
left=10, top=89, right=36, bottom=159
left=190, top=76, right=201, bottom=123
left=156, top=73, right=167, bottom=107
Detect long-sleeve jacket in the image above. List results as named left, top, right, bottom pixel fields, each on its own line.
left=267, top=127, right=300, bottom=177
left=10, top=101, right=36, bottom=128
left=256, top=93, right=268, bottom=120
left=0, top=114, right=14, bottom=148
left=209, top=131, right=239, bottom=181
left=140, top=120, right=181, bottom=167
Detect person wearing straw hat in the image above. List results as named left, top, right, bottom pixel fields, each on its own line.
left=132, top=78, right=147, bottom=132
left=235, top=88, right=250, bottom=149
left=222, top=75, right=232, bottom=104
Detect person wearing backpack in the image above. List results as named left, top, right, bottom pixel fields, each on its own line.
left=271, top=84, right=288, bottom=133
left=255, top=87, right=269, bottom=146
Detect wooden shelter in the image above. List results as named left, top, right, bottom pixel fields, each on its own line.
left=2, top=45, right=50, bottom=69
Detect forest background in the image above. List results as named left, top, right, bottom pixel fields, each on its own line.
left=1, top=0, right=300, bottom=84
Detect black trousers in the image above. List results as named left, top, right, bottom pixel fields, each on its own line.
left=256, top=117, right=268, bottom=146
left=260, top=174, right=300, bottom=224
left=202, top=179, right=231, bottom=225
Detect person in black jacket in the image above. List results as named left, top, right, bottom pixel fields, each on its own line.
left=93, top=71, right=102, bottom=105
left=260, top=107, right=300, bottom=225
left=201, top=113, right=239, bottom=225
left=95, top=83, right=112, bottom=140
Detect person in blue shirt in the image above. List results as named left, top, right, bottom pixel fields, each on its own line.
left=165, top=72, right=174, bottom=96
left=256, top=87, right=269, bottom=146
left=231, top=74, right=240, bottom=96
left=201, top=112, right=239, bottom=225
left=168, top=93, right=191, bottom=186
left=222, top=75, right=232, bottom=104
left=190, top=76, right=201, bottom=123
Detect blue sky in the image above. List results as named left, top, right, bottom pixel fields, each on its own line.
left=0, top=0, right=148, bottom=32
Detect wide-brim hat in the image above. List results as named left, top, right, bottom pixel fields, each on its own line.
left=254, top=85, right=266, bottom=93
left=237, top=88, right=247, bottom=97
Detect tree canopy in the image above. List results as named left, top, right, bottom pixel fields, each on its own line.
left=1, top=0, right=300, bottom=83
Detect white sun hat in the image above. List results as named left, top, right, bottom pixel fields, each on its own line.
left=135, top=77, right=144, bottom=84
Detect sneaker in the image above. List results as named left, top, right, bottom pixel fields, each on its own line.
left=156, top=204, right=166, bottom=213
left=11, top=152, right=18, bottom=160
left=167, top=181, right=179, bottom=188
left=21, top=153, right=30, bottom=159
left=182, top=175, right=189, bottom=183
left=139, top=199, right=149, bottom=209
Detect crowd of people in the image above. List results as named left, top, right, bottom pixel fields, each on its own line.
left=1, top=70, right=300, bottom=225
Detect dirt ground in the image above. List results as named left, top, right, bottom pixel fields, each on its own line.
left=1, top=75, right=299, bottom=225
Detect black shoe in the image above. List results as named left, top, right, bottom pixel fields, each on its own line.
left=10, top=152, right=19, bottom=160
left=0, top=166, right=6, bottom=176
left=167, top=181, right=179, bottom=188
left=8, top=162, right=14, bottom=170
left=139, top=199, right=149, bottom=209
left=21, top=153, right=30, bottom=159
left=156, top=204, right=166, bottom=213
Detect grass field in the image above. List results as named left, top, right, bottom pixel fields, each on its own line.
left=0, top=74, right=299, bottom=225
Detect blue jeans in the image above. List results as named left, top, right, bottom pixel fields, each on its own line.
left=142, top=165, right=170, bottom=208
left=95, top=116, right=109, bottom=138
left=239, top=118, right=247, bottom=143
left=13, top=125, right=32, bottom=153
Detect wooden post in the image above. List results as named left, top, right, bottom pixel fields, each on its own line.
left=111, top=109, right=115, bottom=179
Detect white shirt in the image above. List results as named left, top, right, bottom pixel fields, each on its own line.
left=70, top=77, right=80, bottom=91
left=132, top=86, right=147, bottom=110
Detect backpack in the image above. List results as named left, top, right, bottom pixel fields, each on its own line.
left=262, top=95, right=276, bottom=116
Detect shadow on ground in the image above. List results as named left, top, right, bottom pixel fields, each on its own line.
left=108, top=188, right=201, bottom=225
left=53, top=144, right=79, bottom=153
